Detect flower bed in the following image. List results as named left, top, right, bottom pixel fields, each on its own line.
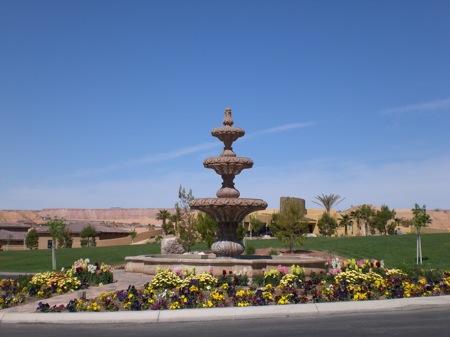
left=33, top=259, right=450, bottom=312
left=0, top=258, right=113, bottom=310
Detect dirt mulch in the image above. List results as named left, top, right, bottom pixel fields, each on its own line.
left=254, top=248, right=345, bottom=261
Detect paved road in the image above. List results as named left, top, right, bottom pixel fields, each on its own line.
left=1, top=307, right=449, bottom=337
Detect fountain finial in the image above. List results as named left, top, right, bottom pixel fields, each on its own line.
left=223, top=108, right=234, bottom=127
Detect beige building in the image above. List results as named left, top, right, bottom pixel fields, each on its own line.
left=0, top=223, right=31, bottom=250
left=243, top=208, right=342, bottom=237
left=0, top=222, right=163, bottom=250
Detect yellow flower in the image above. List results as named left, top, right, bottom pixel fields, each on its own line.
left=169, top=301, right=181, bottom=310
left=202, top=300, right=214, bottom=308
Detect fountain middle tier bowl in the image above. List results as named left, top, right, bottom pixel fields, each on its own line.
left=190, top=198, right=268, bottom=223
left=211, top=126, right=245, bottom=143
left=203, top=156, right=253, bottom=175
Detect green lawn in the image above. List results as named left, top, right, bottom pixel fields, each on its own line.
left=245, top=233, right=450, bottom=270
left=0, top=234, right=449, bottom=273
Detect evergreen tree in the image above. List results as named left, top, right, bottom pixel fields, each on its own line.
left=373, top=205, right=396, bottom=235
left=80, top=225, right=98, bottom=247
left=25, top=228, right=39, bottom=250
left=317, top=212, right=338, bottom=237
left=175, top=185, right=199, bottom=252
left=130, top=229, right=137, bottom=244
left=249, top=215, right=266, bottom=236
left=196, top=212, right=218, bottom=247
left=58, top=227, right=73, bottom=248
left=272, top=197, right=308, bottom=253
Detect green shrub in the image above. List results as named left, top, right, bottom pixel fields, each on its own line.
left=245, top=245, right=256, bottom=255
left=268, top=248, right=278, bottom=256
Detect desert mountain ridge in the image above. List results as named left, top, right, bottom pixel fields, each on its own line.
left=0, top=207, right=449, bottom=229
left=0, top=208, right=175, bottom=226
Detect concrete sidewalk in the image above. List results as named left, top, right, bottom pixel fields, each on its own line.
left=1, top=270, right=449, bottom=324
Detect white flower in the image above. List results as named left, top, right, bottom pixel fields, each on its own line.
left=88, top=264, right=97, bottom=274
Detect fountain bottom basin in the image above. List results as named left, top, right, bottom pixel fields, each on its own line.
left=124, top=254, right=326, bottom=278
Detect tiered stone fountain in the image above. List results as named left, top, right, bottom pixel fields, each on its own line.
left=124, top=108, right=325, bottom=277
left=190, top=108, right=267, bottom=258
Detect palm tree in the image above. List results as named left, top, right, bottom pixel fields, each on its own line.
left=171, top=209, right=181, bottom=237
left=313, top=194, right=345, bottom=215
left=359, top=204, right=375, bottom=236
left=350, top=209, right=362, bottom=236
left=156, top=209, right=171, bottom=226
left=339, top=214, right=353, bottom=236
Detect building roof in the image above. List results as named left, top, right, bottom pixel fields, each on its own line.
left=0, top=222, right=32, bottom=230
left=0, top=229, right=26, bottom=241
left=35, top=223, right=131, bottom=235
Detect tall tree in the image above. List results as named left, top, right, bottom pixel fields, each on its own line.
left=271, top=197, right=308, bottom=253
left=313, top=194, right=345, bottom=215
left=175, top=185, right=198, bottom=252
left=25, top=228, right=39, bottom=250
left=339, top=213, right=353, bottom=236
left=412, top=203, right=432, bottom=264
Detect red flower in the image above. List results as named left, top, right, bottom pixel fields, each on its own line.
left=376, top=261, right=381, bottom=268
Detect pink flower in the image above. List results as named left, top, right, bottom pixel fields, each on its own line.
left=328, top=267, right=341, bottom=275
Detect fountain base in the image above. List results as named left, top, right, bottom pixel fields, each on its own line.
left=124, top=254, right=326, bottom=278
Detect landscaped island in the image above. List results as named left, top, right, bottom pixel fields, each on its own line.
left=1, top=256, right=449, bottom=312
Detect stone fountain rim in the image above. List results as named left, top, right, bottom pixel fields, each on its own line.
left=190, top=198, right=268, bottom=207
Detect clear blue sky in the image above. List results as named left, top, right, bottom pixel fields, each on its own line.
left=1, top=0, right=449, bottom=211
